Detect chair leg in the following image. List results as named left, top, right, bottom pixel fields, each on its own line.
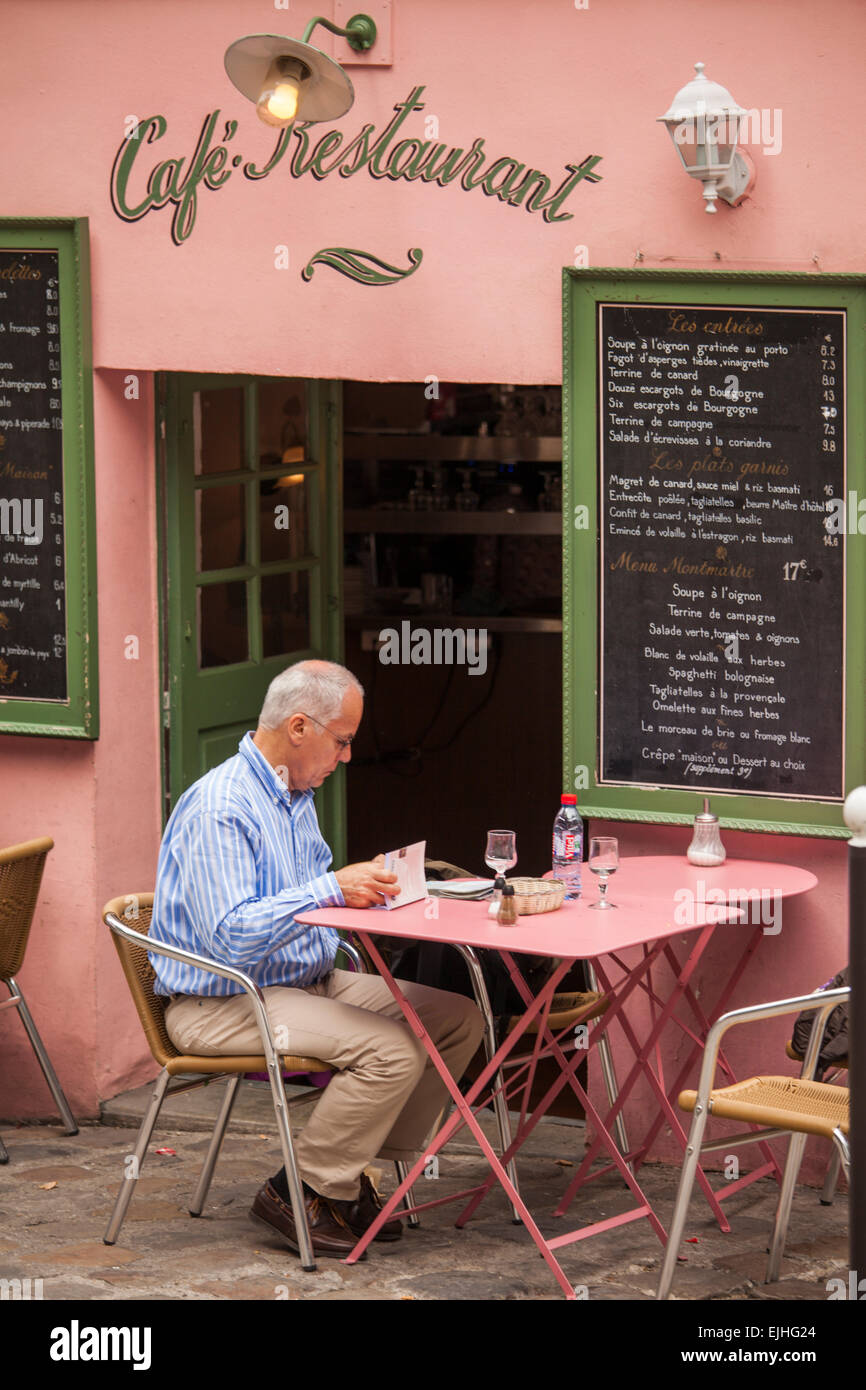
left=6, top=977, right=78, bottom=1135
left=0, top=1134, right=8, bottom=1164
left=819, top=1146, right=842, bottom=1206
left=189, top=1074, right=242, bottom=1217
left=584, top=962, right=632, bottom=1170
left=394, top=1159, right=420, bottom=1229
left=765, top=1131, right=808, bottom=1283
left=656, top=1101, right=712, bottom=1299
left=265, top=1065, right=316, bottom=1271
left=104, top=1070, right=170, bottom=1245
left=831, top=1128, right=850, bottom=1184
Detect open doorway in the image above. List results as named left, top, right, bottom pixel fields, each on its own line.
left=341, top=381, right=563, bottom=880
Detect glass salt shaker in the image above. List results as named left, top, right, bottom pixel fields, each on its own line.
left=687, top=797, right=726, bottom=867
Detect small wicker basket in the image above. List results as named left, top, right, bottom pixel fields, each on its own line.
left=508, top=877, right=566, bottom=915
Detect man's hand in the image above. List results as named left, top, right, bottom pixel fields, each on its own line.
left=335, top=855, right=400, bottom=908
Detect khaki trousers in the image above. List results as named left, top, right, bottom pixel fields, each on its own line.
left=165, top=969, right=484, bottom=1201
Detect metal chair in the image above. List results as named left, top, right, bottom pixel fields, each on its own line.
left=785, top=1037, right=848, bottom=1205
left=0, top=838, right=78, bottom=1162
left=657, top=986, right=850, bottom=1298
left=102, top=895, right=417, bottom=1268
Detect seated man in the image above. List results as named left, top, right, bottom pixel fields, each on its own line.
left=149, top=659, right=484, bottom=1258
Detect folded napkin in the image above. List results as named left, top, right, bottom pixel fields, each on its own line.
left=425, top=878, right=493, bottom=900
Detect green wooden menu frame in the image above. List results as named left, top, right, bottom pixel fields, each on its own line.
left=562, top=268, right=866, bottom=838
left=0, top=218, right=98, bottom=739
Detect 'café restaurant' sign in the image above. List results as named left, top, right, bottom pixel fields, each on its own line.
left=111, top=86, right=604, bottom=251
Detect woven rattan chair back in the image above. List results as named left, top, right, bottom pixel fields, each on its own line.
left=102, top=893, right=178, bottom=1069
left=0, top=837, right=54, bottom=979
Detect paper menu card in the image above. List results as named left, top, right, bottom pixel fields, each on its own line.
left=383, top=840, right=427, bottom=910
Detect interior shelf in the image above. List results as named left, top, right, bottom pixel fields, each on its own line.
left=343, top=434, right=563, bottom=463
left=344, top=510, right=562, bottom=534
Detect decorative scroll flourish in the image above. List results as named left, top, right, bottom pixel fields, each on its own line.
left=301, top=246, right=423, bottom=285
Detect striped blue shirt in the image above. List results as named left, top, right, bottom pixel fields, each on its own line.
left=149, top=732, right=344, bottom=996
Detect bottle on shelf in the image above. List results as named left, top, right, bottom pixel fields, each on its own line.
left=455, top=466, right=480, bottom=512
left=407, top=466, right=433, bottom=511
left=430, top=463, right=449, bottom=511
left=552, top=793, right=583, bottom=899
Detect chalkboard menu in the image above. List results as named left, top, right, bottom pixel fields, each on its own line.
left=0, top=220, right=97, bottom=739
left=0, top=249, right=68, bottom=699
left=564, top=271, right=866, bottom=838
left=600, top=302, right=844, bottom=800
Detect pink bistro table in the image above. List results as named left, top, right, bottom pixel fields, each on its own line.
left=297, top=855, right=817, bottom=1300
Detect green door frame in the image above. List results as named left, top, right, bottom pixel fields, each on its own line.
left=155, top=373, right=346, bottom=862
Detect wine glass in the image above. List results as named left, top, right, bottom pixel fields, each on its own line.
left=588, top=836, right=619, bottom=910
left=485, top=830, right=517, bottom=882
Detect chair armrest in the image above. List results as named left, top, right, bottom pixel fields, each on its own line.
left=691, top=987, right=850, bottom=1118
left=337, top=936, right=365, bottom=973
left=105, top=913, right=284, bottom=1076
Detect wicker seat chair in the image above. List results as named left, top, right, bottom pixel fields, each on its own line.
left=785, top=1035, right=848, bottom=1205
left=103, top=895, right=417, bottom=1268
left=657, top=986, right=849, bottom=1299
left=0, top=838, right=78, bottom=1163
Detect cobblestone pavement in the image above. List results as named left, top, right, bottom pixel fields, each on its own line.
left=0, top=1084, right=849, bottom=1304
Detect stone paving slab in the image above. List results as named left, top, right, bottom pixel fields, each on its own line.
left=0, top=1112, right=849, bottom=1305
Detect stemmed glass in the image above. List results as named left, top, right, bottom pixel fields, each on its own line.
left=485, top=830, right=517, bottom=883
left=588, top=836, right=619, bottom=910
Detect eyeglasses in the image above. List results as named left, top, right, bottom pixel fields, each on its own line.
left=300, top=711, right=355, bottom=752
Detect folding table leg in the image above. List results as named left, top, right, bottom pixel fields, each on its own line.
left=584, top=960, right=631, bottom=1171
left=348, top=934, right=582, bottom=1299
left=454, top=945, right=522, bottom=1224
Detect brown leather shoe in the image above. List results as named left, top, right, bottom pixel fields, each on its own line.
left=250, top=1180, right=365, bottom=1260
left=330, top=1172, right=404, bottom=1242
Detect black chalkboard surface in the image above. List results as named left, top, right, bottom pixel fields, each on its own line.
left=0, top=249, right=68, bottom=700
left=563, top=271, right=866, bottom=838
left=600, top=302, right=844, bottom=800
left=0, top=219, right=97, bottom=739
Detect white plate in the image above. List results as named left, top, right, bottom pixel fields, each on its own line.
left=425, top=879, right=492, bottom=896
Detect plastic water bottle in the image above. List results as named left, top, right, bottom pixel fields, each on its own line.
left=552, top=793, right=583, bottom=899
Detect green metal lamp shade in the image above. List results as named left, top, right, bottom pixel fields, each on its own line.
left=224, top=32, right=355, bottom=125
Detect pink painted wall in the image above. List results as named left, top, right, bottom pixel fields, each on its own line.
left=0, top=1, right=859, bottom=1176
left=0, top=373, right=162, bottom=1119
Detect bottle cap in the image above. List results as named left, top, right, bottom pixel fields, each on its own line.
left=493, top=875, right=505, bottom=888
left=503, top=883, right=515, bottom=895
left=695, top=796, right=718, bottom=823
left=561, top=793, right=577, bottom=805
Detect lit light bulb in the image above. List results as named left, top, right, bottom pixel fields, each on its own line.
left=264, top=79, right=299, bottom=122
left=256, top=57, right=309, bottom=128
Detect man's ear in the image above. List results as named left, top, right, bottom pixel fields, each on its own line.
left=285, top=713, right=307, bottom=744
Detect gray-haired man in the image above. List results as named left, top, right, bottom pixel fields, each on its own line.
left=150, top=659, right=483, bottom=1257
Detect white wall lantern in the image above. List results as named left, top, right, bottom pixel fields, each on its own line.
left=658, top=62, right=754, bottom=213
